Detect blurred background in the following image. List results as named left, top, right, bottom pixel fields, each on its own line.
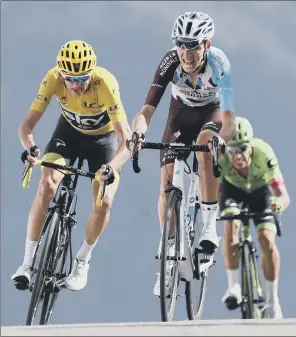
left=1, top=1, right=295, bottom=325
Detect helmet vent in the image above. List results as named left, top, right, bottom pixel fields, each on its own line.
left=193, top=29, right=201, bottom=38
left=66, top=61, right=72, bottom=72
left=186, top=22, right=192, bottom=35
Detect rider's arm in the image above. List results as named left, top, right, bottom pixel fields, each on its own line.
left=19, top=69, right=57, bottom=149
left=269, top=177, right=290, bottom=212
left=108, top=120, right=132, bottom=172
left=132, top=49, right=179, bottom=133
left=132, top=104, right=155, bottom=134
left=18, top=110, right=43, bottom=150
left=209, top=47, right=236, bottom=142
left=104, top=71, right=132, bottom=171
left=261, top=142, right=290, bottom=211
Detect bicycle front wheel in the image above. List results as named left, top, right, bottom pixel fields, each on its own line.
left=185, top=201, right=211, bottom=320
left=160, top=189, right=181, bottom=322
left=241, top=243, right=255, bottom=319
left=26, top=209, right=61, bottom=325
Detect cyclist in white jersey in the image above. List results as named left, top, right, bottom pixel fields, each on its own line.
left=129, top=12, right=236, bottom=296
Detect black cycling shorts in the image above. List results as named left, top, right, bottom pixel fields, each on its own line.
left=43, top=115, right=119, bottom=173
left=219, top=178, right=275, bottom=229
left=160, top=96, right=222, bottom=167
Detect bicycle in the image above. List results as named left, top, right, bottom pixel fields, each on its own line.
left=130, top=134, right=223, bottom=322
left=216, top=207, right=282, bottom=319
left=14, top=154, right=110, bottom=326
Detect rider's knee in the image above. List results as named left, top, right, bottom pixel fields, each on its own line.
left=38, top=176, right=59, bottom=200
left=257, top=226, right=277, bottom=252
left=93, top=196, right=112, bottom=214
left=224, top=219, right=240, bottom=243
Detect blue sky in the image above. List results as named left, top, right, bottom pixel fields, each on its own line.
left=1, top=1, right=295, bottom=325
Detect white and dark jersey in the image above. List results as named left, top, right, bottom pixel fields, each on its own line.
left=144, top=46, right=234, bottom=112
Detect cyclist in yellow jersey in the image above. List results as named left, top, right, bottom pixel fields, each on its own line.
left=218, top=116, right=290, bottom=318
left=11, top=40, right=132, bottom=291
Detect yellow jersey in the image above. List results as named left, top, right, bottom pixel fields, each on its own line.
left=30, top=66, right=127, bottom=136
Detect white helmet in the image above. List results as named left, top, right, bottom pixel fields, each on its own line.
left=171, top=12, right=214, bottom=43
left=227, top=117, right=254, bottom=146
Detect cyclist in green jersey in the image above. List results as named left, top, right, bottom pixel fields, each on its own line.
left=218, top=116, right=290, bottom=319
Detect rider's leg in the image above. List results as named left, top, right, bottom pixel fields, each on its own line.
left=257, top=227, right=280, bottom=303
left=158, top=163, right=174, bottom=232
left=80, top=177, right=120, bottom=258
left=64, top=131, right=120, bottom=291
left=222, top=219, right=241, bottom=286
left=64, top=174, right=120, bottom=291
left=251, top=186, right=282, bottom=318
left=11, top=154, right=65, bottom=283
left=219, top=179, right=245, bottom=307
left=195, top=119, right=222, bottom=251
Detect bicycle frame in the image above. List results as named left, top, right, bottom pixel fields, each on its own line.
left=239, top=213, right=265, bottom=311
left=157, top=152, right=214, bottom=282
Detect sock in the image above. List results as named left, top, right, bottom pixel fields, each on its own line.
left=23, top=238, right=38, bottom=266
left=201, top=201, right=218, bottom=235
left=265, top=279, right=279, bottom=305
left=76, top=239, right=97, bottom=263
left=227, top=268, right=240, bottom=288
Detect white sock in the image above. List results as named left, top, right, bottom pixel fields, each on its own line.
left=23, top=238, right=38, bottom=266
left=227, top=268, right=240, bottom=288
left=265, top=279, right=279, bottom=305
left=76, top=239, right=97, bottom=262
left=201, top=202, right=218, bottom=235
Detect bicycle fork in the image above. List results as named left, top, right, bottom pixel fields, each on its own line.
left=240, top=225, right=265, bottom=311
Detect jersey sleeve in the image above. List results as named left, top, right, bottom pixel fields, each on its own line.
left=104, top=72, right=127, bottom=123
left=30, top=70, right=57, bottom=113
left=260, top=141, right=283, bottom=184
left=144, top=49, right=179, bottom=108
left=209, top=48, right=234, bottom=112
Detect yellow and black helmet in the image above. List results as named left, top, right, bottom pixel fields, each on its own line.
left=57, top=40, right=96, bottom=75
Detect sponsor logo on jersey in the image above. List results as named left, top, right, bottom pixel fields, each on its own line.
left=82, top=101, right=105, bottom=109
left=159, top=52, right=179, bottom=77
left=60, top=104, right=110, bottom=131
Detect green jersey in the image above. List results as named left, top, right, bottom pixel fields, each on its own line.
left=218, top=138, right=283, bottom=193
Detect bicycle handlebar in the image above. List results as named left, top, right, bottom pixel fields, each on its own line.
left=131, top=135, right=222, bottom=178
left=217, top=210, right=282, bottom=237
left=22, top=160, right=108, bottom=207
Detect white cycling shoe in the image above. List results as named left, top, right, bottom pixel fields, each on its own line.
left=263, top=303, right=283, bottom=319
left=222, top=283, right=242, bottom=310
left=11, top=265, right=33, bottom=290
left=63, top=258, right=90, bottom=291
left=198, top=227, right=220, bottom=253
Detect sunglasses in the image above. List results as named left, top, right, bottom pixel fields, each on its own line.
left=173, top=38, right=202, bottom=50
left=61, top=72, right=92, bottom=84
left=227, top=144, right=249, bottom=155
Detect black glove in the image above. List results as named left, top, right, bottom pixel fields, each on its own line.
left=21, top=145, right=40, bottom=164
left=101, top=165, right=115, bottom=185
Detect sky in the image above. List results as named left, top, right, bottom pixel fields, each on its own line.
left=1, top=0, right=296, bottom=326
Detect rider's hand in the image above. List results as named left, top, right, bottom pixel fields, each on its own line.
left=21, top=145, right=40, bottom=166
left=269, top=196, right=285, bottom=214
left=98, top=164, right=115, bottom=184
left=208, top=135, right=226, bottom=156
left=126, top=131, right=145, bottom=152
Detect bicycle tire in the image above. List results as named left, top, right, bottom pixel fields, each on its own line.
left=185, top=202, right=210, bottom=320
left=41, top=224, right=71, bottom=325
left=241, top=243, right=255, bottom=319
left=39, top=214, right=64, bottom=325
left=160, top=189, right=181, bottom=322
left=26, top=209, right=60, bottom=325
left=249, top=248, right=266, bottom=318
